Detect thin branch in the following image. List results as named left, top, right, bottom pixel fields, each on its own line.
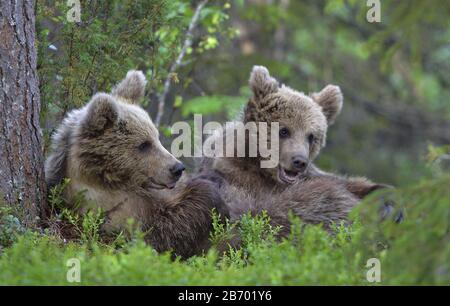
left=154, top=0, right=209, bottom=127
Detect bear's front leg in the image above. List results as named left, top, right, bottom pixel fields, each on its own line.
left=142, top=178, right=228, bottom=259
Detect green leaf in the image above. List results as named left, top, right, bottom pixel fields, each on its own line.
left=181, top=95, right=246, bottom=119
left=173, top=95, right=183, bottom=108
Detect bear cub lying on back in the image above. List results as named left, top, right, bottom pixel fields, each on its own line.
left=45, top=70, right=227, bottom=258
left=200, top=66, right=387, bottom=236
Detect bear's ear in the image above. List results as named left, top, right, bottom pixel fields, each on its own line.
left=311, top=85, right=343, bottom=125
left=249, top=65, right=279, bottom=99
left=83, top=93, right=118, bottom=135
left=111, top=70, right=147, bottom=104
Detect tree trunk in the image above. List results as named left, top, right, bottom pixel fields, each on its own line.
left=0, top=0, right=47, bottom=227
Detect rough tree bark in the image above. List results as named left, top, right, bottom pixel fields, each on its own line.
left=0, top=0, right=47, bottom=226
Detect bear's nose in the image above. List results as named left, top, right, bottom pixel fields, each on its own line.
left=170, top=162, right=185, bottom=178
left=292, top=155, right=309, bottom=173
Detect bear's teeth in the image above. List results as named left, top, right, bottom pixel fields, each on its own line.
left=278, top=167, right=299, bottom=184
left=284, top=169, right=299, bottom=178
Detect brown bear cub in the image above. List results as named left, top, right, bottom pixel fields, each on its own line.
left=45, top=70, right=227, bottom=258
left=200, top=66, right=386, bottom=236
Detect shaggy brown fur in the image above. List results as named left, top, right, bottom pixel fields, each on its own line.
left=45, top=71, right=227, bottom=258
left=200, top=66, right=386, bottom=236
left=198, top=169, right=359, bottom=236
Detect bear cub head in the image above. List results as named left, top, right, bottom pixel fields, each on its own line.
left=74, top=70, right=185, bottom=191
left=246, top=66, right=343, bottom=185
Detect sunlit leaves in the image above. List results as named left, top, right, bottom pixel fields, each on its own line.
left=181, top=95, right=246, bottom=119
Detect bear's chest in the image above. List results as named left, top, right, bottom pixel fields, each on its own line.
left=66, top=179, right=145, bottom=232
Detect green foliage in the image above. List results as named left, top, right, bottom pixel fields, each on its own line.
left=238, top=211, right=280, bottom=250
left=209, top=209, right=236, bottom=248
left=48, top=178, right=71, bottom=212
left=37, top=0, right=235, bottom=131
left=425, top=144, right=450, bottom=177
left=181, top=94, right=246, bottom=119
left=37, top=0, right=173, bottom=116
left=0, top=206, right=26, bottom=249
left=47, top=179, right=108, bottom=246
left=354, top=175, right=450, bottom=285
left=0, top=177, right=448, bottom=285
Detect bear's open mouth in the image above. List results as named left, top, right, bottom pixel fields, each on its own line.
left=146, top=178, right=177, bottom=190
left=278, top=166, right=300, bottom=184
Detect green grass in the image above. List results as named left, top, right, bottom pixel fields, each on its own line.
left=0, top=176, right=449, bottom=285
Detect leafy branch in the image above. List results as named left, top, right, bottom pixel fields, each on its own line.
left=154, top=0, right=209, bottom=127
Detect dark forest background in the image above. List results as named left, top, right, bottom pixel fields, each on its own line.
left=37, top=0, right=450, bottom=186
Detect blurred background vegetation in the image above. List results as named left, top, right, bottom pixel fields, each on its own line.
left=36, top=0, right=450, bottom=186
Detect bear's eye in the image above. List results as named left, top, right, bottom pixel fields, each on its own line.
left=308, top=134, right=315, bottom=145
left=138, top=141, right=151, bottom=152
left=279, top=127, right=290, bottom=138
